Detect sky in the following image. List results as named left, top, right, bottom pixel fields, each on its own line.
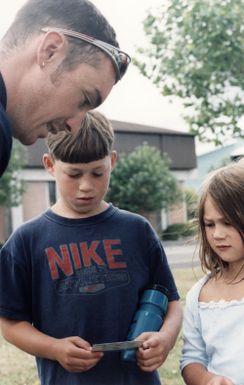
left=0, top=0, right=204, bottom=148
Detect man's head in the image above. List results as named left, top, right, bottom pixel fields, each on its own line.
left=0, top=0, right=130, bottom=145
left=43, top=110, right=117, bottom=218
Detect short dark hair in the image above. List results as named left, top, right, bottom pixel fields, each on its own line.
left=46, top=110, right=114, bottom=163
left=1, top=0, right=119, bottom=69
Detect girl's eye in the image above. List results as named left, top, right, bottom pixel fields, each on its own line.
left=204, top=223, right=214, bottom=227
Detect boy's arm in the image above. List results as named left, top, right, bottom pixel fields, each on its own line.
left=0, top=317, right=103, bottom=373
left=158, top=299, right=183, bottom=350
left=182, top=363, right=235, bottom=385
left=136, top=300, right=183, bottom=371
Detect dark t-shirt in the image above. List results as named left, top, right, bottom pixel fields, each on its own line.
left=0, top=205, right=180, bottom=385
left=0, top=73, right=12, bottom=177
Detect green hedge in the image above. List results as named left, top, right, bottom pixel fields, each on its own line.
left=162, top=222, right=196, bottom=240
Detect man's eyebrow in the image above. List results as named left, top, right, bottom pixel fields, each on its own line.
left=85, top=88, right=102, bottom=108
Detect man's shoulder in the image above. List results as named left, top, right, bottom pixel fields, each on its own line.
left=0, top=104, right=12, bottom=177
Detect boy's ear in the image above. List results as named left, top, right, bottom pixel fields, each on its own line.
left=110, top=151, right=117, bottom=170
left=43, top=153, right=55, bottom=176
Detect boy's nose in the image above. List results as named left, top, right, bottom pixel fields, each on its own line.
left=79, top=178, right=92, bottom=192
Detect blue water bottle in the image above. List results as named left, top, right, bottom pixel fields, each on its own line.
left=121, top=284, right=168, bottom=363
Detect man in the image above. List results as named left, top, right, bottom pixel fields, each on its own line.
left=0, top=0, right=130, bottom=177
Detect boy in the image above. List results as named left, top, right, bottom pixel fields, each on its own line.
left=0, top=111, right=182, bottom=385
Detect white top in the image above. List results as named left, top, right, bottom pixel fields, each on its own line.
left=180, top=275, right=244, bottom=385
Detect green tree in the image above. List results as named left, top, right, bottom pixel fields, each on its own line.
left=184, top=187, right=198, bottom=220
left=0, top=141, right=26, bottom=207
left=106, top=144, right=181, bottom=213
left=134, top=0, right=244, bottom=145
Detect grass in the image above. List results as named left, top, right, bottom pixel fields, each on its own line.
left=0, top=338, right=38, bottom=385
left=0, top=267, right=203, bottom=385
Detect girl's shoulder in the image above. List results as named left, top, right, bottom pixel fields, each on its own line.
left=186, top=274, right=210, bottom=305
left=184, top=275, right=210, bottom=322
left=199, top=274, right=244, bottom=303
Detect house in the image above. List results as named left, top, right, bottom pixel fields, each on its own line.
left=0, top=120, right=196, bottom=242
left=185, top=138, right=244, bottom=191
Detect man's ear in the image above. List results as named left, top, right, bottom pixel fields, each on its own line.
left=110, top=151, right=117, bottom=170
left=43, top=153, right=55, bottom=176
left=37, top=31, right=67, bottom=69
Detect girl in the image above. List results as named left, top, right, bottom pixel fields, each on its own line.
left=180, top=159, right=244, bottom=385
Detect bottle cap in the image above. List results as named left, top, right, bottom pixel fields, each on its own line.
left=146, top=284, right=169, bottom=297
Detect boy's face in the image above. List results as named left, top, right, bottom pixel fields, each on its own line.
left=43, top=152, right=117, bottom=218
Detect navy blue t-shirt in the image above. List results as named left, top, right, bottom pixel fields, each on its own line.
left=0, top=73, right=12, bottom=177
left=0, top=205, right=179, bottom=385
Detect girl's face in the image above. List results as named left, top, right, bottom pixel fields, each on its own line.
left=203, top=195, right=244, bottom=272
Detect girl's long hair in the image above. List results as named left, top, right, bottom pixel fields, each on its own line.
left=197, top=159, right=244, bottom=276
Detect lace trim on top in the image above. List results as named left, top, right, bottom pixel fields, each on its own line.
left=199, top=297, right=244, bottom=309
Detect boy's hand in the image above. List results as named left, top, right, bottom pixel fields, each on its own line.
left=136, top=331, right=170, bottom=372
left=52, top=336, right=103, bottom=373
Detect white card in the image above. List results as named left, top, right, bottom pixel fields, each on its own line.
left=92, top=340, right=142, bottom=352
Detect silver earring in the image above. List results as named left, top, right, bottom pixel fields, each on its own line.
left=41, top=61, right=45, bottom=68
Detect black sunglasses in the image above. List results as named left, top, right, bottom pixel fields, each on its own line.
left=41, top=27, right=131, bottom=83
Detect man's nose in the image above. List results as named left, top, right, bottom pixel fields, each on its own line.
left=65, top=110, right=88, bottom=133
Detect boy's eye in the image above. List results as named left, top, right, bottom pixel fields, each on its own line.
left=93, top=172, right=103, bottom=177
left=68, top=173, right=81, bottom=178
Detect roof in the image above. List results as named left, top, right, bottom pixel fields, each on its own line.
left=25, top=119, right=196, bottom=170
left=112, top=120, right=194, bottom=136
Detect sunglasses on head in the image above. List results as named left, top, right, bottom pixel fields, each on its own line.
left=41, top=27, right=131, bottom=83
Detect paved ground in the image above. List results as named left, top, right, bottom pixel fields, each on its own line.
left=162, top=239, right=200, bottom=269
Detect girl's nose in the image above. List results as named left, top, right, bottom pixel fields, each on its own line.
left=213, top=225, right=225, bottom=239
